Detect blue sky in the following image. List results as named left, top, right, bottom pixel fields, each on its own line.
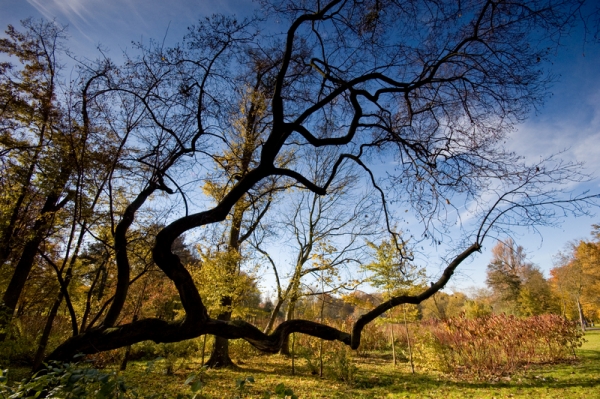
left=2, top=0, right=599, bottom=291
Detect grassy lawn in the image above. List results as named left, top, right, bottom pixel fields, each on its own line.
left=109, top=330, right=600, bottom=398
left=3, top=330, right=598, bottom=398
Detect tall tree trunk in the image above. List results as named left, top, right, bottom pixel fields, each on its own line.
left=577, top=299, right=586, bottom=332
left=102, top=184, right=156, bottom=327
left=206, top=330, right=234, bottom=368
left=291, top=332, right=296, bottom=375
left=319, top=270, right=325, bottom=376
left=390, top=323, right=396, bottom=366
left=201, top=334, right=208, bottom=366
left=0, top=54, right=54, bottom=272
left=403, top=304, right=415, bottom=374
left=279, top=300, right=296, bottom=356
left=120, top=280, right=146, bottom=371
left=32, top=291, right=64, bottom=371
left=205, top=298, right=235, bottom=368
left=119, top=315, right=138, bottom=371
left=0, top=152, right=39, bottom=271
left=263, top=298, right=284, bottom=334
left=0, top=166, right=71, bottom=340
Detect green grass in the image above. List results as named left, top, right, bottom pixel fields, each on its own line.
left=111, top=330, right=600, bottom=398
left=4, top=331, right=600, bottom=398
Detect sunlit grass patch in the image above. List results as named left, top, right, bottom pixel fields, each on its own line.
left=112, top=331, right=600, bottom=398
left=4, top=330, right=599, bottom=398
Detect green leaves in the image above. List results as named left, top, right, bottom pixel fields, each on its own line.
left=228, top=375, right=254, bottom=399
left=190, top=379, right=204, bottom=393
left=182, top=367, right=208, bottom=398
left=261, top=382, right=298, bottom=399
left=0, top=360, right=142, bottom=399
left=362, top=239, right=425, bottom=298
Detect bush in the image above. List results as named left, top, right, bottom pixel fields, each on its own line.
left=0, top=335, right=36, bottom=367
left=229, top=338, right=261, bottom=361
left=0, top=360, right=143, bottom=398
left=130, top=339, right=201, bottom=361
left=413, top=313, right=583, bottom=378
left=84, top=349, right=123, bottom=369
left=355, top=322, right=389, bottom=355
left=0, top=315, right=73, bottom=367
left=328, top=346, right=357, bottom=383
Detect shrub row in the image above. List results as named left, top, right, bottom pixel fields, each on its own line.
left=413, top=313, right=583, bottom=378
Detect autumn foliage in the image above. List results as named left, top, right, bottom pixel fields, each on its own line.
left=415, top=314, right=583, bottom=378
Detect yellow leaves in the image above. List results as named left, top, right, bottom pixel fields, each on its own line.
left=550, top=236, right=600, bottom=320
left=203, top=85, right=272, bottom=203
left=190, top=249, right=258, bottom=318
left=201, top=180, right=226, bottom=202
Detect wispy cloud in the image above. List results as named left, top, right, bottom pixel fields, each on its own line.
left=26, top=0, right=89, bottom=21
left=24, top=0, right=257, bottom=50
left=26, top=0, right=94, bottom=40
left=507, top=47, right=600, bottom=178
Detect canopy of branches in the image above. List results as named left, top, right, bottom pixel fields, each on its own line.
left=0, top=0, right=598, bottom=365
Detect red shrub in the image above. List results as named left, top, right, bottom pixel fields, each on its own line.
left=415, top=313, right=583, bottom=378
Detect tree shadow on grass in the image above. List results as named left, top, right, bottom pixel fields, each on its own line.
left=350, top=360, right=600, bottom=397
left=155, top=349, right=600, bottom=398
left=576, top=349, right=600, bottom=364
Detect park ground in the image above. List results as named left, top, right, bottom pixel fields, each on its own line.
left=91, top=329, right=600, bottom=398
left=5, top=330, right=599, bottom=398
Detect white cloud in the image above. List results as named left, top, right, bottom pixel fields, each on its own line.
left=507, top=43, right=600, bottom=177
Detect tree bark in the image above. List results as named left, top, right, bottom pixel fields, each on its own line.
left=32, top=291, right=64, bottom=371
left=403, top=304, right=414, bottom=373
left=577, top=299, right=586, bottom=332
left=390, top=323, right=396, bottom=366
left=102, top=184, right=156, bottom=327
left=205, top=310, right=235, bottom=368
left=263, top=298, right=284, bottom=334
left=0, top=150, right=39, bottom=271
left=0, top=166, right=72, bottom=339
left=45, top=317, right=350, bottom=367
left=279, top=300, right=296, bottom=356
left=119, top=315, right=138, bottom=371
left=43, top=239, right=479, bottom=366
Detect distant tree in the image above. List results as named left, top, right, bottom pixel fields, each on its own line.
left=198, top=72, right=286, bottom=367
left=420, top=291, right=468, bottom=320
left=361, top=239, right=425, bottom=366
left=486, top=238, right=529, bottom=313
left=256, top=146, right=377, bottom=348
left=550, top=227, right=600, bottom=329
left=573, top=237, right=600, bottom=321
left=486, top=239, right=557, bottom=316
left=0, top=19, right=75, bottom=337
left=461, top=287, right=492, bottom=318
left=0, top=19, right=120, bottom=343
left=517, top=266, right=559, bottom=316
